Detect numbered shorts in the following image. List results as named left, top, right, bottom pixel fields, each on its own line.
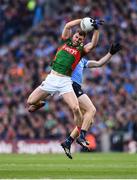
left=39, top=73, right=73, bottom=95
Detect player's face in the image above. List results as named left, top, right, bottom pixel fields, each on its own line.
left=72, top=33, right=85, bottom=46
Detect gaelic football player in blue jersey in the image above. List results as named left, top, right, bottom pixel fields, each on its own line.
left=61, top=43, right=121, bottom=159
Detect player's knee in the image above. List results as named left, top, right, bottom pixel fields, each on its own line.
left=27, top=96, right=35, bottom=105
left=28, top=105, right=34, bottom=112
left=73, top=104, right=80, bottom=114
left=74, top=105, right=82, bottom=122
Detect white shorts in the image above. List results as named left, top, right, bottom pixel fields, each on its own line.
left=39, top=73, right=73, bottom=96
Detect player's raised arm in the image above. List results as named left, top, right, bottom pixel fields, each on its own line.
left=62, top=19, right=82, bottom=39
left=86, top=43, right=122, bottom=68
left=84, top=19, right=104, bottom=53
left=84, top=30, right=99, bottom=53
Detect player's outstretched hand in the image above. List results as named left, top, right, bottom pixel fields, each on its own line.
left=90, top=19, right=104, bottom=30
left=109, top=43, right=122, bottom=55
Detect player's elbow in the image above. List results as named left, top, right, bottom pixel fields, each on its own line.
left=64, top=23, right=71, bottom=29
left=84, top=47, right=93, bottom=54
left=97, top=63, right=102, bottom=67
left=85, top=44, right=96, bottom=53
left=92, top=62, right=102, bottom=68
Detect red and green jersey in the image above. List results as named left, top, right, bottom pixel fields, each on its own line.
left=52, top=38, right=84, bottom=76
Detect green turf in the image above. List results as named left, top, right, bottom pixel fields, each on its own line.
left=0, top=153, right=137, bottom=179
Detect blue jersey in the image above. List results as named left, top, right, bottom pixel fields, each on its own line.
left=71, top=58, right=88, bottom=85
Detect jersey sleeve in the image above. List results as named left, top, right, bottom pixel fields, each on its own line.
left=81, top=58, right=88, bottom=68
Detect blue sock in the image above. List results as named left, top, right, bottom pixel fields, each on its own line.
left=65, top=136, right=74, bottom=146
left=80, top=130, right=87, bottom=139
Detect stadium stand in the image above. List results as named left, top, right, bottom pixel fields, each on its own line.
left=0, top=0, right=136, bottom=152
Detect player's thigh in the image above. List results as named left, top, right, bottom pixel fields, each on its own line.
left=78, top=94, right=96, bottom=113
left=62, top=91, right=79, bottom=111
left=27, top=87, right=50, bottom=104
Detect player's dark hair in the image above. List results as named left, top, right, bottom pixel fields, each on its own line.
left=76, top=29, right=86, bottom=38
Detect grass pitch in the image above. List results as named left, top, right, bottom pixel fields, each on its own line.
left=0, top=153, right=137, bottom=179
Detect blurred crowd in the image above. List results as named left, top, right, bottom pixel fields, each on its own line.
left=0, top=0, right=137, bottom=152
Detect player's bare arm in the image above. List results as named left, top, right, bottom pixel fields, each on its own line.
left=84, top=19, right=104, bottom=53
left=62, top=19, right=82, bottom=39
left=87, top=43, right=122, bottom=68
left=84, top=30, right=99, bottom=53
left=87, top=52, right=112, bottom=68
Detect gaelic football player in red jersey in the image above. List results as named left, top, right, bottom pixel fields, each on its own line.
left=27, top=18, right=100, bottom=146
